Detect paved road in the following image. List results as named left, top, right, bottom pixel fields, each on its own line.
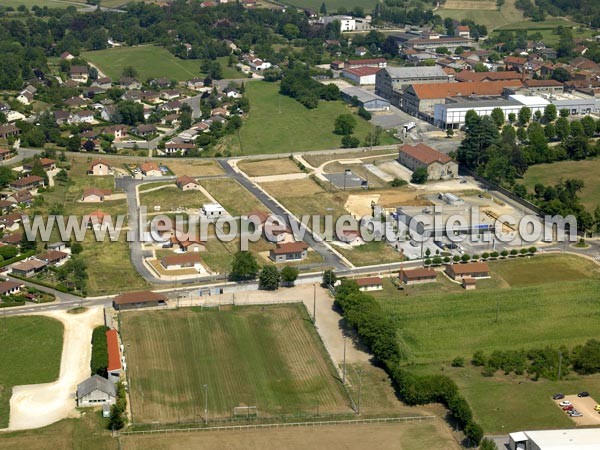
left=218, top=159, right=351, bottom=270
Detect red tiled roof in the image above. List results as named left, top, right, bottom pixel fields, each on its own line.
left=0, top=280, right=22, bottom=294
left=455, top=71, right=522, bottom=82
left=139, top=162, right=160, bottom=173
left=523, top=79, right=563, bottom=87
left=504, top=56, right=528, bottom=65
left=82, top=187, right=111, bottom=198
left=176, top=175, right=198, bottom=186
left=409, top=80, right=522, bottom=100
left=448, top=261, right=490, bottom=275
left=10, top=175, right=44, bottom=187
left=113, top=291, right=167, bottom=305
left=355, top=276, right=382, bottom=287
left=161, top=252, right=202, bottom=267
left=343, top=66, right=382, bottom=77
left=400, top=267, right=437, bottom=280
left=399, top=143, right=452, bottom=165
left=106, top=329, right=122, bottom=372
left=272, top=242, right=308, bottom=255
left=37, top=250, right=68, bottom=263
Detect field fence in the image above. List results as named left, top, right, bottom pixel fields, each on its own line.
left=169, top=296, right=303, bottom=309
left=119, top=415, right=436, bottom=436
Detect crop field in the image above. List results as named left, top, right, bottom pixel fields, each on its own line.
left=373, top=254, right=600, bottom=433
left=81, top=46, right=239, bottom=82
left=239, top=81, right=394, bottom=155
left=522, top=158, right=600, bottom=210
left=120, top=305, right=350, bottom=424
left=438, top=0, right=524, bottom=30
left=0, top=316, right=63, bottom=428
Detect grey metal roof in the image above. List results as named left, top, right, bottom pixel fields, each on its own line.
left=341, top=86, right=389, bottom=103
left=382, top=66, right=447, bottom=79
left=441, top=99, right=521, bottom=109
left=77, top=375, right=116, bottom=398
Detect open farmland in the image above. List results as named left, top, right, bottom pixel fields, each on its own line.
left=522, top=158, right=600, bottom=210
left=0, top=316, right=63, bottom=428
left=437, top=0, right=524, bottom=30
left=239, top=81, right=395, bottom=155
left=121, top=305, right=350, bottom=424
left=494, top=18, right=596, bottom=45
left=82, top=46, right=240, bottom=82
left=373, top=254, right=600, bottom=433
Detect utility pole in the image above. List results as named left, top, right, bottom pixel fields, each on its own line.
left=342, top=336, right=347, bottom=384
left=203, top=384, right=208, bottom=425
left=313, top=284, right=316, bottom=324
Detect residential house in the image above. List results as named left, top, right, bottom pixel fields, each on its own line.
left=1, top=232, right=22, bottom=246
left=0, top=280, right=24, bottom=296
left=69, top=65, right=89, bottom=83
left=10, top=259, right=47, bottom=277
left=54, top=110, right=72, bottom=125
left=92, top=77, right=112, bottom=89
left=0, top=213, right=22, bottom=231
left=269, top=242, right=309, bottom=263
left=100, top=105, right=117, bottom=122
left=176, top=175, right=200, bottom=191
left=83, top=210, right=112, bottom=229
left=23, top=158, right=56, bottom=172
left=247, top=57, right=272, bottom=71
left=10, top=175, right=45, bottom=191
left=71, top=110, right=95, bottom=124
left=355, top=46, right=368, bottom=57
left=106, top=329, right=122, bottom=383
left=81, top=187, right=112, bottom=202
left=16, top=89, right=34, bottom=105
left=139, top=162, right=162, bottom=177
left=462, top=277, right=477, bottom=290
left=0, top=125, right=20, bottom=139
left=76, top=375, right=116, bottom=407
left=0, top=200, right=14, bottom=214
left=37, top=250, right=69, bottom=265
left=445, top=261, right=490, bottom=280
left=454, top=71, right=522, bottom=82
left=112, top=291, right=167, bottom=310
left=163, top=142, right=196, bottom=155
left=133, top=124, right=157, bottom=137
left=6, top=190, right=33, bottom=206
left=160, top=252, right=203, bottom=270
left=186, top=78, right=205, bottom=90
left=102, top=125, right=128, bottom=139
left=87, top=159, right=111, bottom=176
left=399, top=267, right=437, bottom=285
left=159, top=100, right=182, bottom=113
left=398, top=143, right=458, bottom=180
left=60, top=51, right=74, bottom=60
left=0, top=147, right=13, bottom=161
left=455, top=25, right=470, bottom=38
left=119, top=77, right=142, bottom=90
left=355, top=277, right=383, bottom=291
left=330, top=60, right=345, bottom=70
left=201, top=203, right=226, bottom=218
left=160, top=90, right=180, bottom=101
left=150, top=77, right=171, bottom=88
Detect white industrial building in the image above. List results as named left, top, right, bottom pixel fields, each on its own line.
left=509, top=428, right=600, bottom=450
left=434, top=93, right=600, bottom=129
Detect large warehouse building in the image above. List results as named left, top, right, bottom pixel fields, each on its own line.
left=509, top=428, right=600, bottom=450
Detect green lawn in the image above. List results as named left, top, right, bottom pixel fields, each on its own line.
left=372, top=254, right=600, bottom=433
left=0, top=316, right=64, bottom=428
left=140, top=186, right=210, bottom=212
left=438, top=0, right=524, bottom=31
left=335, top=241, right=403, bottom=267
left=81, top=46, right=239, bottom=82
left=0, top=0, right=74, bottom=8
left=494, top=18, right=595, bottom=45
left=239, top=81, right=396, bottom=155
left=279, top=0, right=378, bottom=11
left=522, top=158, right=600, bottom=210
left=120, top=305, right=350, bottom=424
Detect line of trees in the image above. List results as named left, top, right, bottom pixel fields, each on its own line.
left=91, top=325, right=109, bottom=378
left=279, top=67, right=339, bottom=109
left=334, top=280, right=484, bottom=446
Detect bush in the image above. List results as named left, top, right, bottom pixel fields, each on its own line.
left=481, top=366, right=496, bottom=377
left=358, top=107, right=371, bottom=120
left=451, top=356, right=465, bottom=367
left=490, top=251, right=499, bottom=258
left=424, top=258, right=432, bottom=266
left=341, top=134, right=360, bottom=148
left=91, top=326, right=109, bottom=377
left=465, top=421, right=484, bottom=446
left=481, top=252, right=489, bottom=259
left=472, top=350, right=486, bottom=366
left=510, top=249, right=518, bottom=256
left=390, top=177, right=408, bottom=187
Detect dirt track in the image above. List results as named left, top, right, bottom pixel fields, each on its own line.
left=8, top=307, right=103, bottom=431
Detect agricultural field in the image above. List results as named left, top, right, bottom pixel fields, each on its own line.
left=494, top=18, right=596, bottom=45
left=374, top=254, right=600, bottom=433
left=0, top=0, right=74, bottom=8
left=120, top=305, right=350, bottom=424
left=81, top=46, right=239, bottom=82
left=0, top=316, right=63, bottom=428
left=279, top=0, right=378, bottom=11
left=437, top=0, right=524, bottom=31
left=522, top=158, right=600, bottom=210
left=238, top=158, right=305, bottom=177
left=239, top=81, right=396, bottom=155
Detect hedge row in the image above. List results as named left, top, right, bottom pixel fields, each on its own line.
left=334, top=280, right=484, bottom=446
left=91, top=325, right=109, bottom=377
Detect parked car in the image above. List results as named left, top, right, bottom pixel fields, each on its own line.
left=563, top=405, right=574, bottom=411
left=594, top=404, right=600, bottom=411
left=570, top=411, right=583, bottom=417
left=578, top=392, right=590, bottom=397
left=559, top=401, right=572, bottom=407
left=553, top=393, right=565, bottom=400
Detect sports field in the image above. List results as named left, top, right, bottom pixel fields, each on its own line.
left=81, top=46, right=239, bottom=82
left=239, top=81, right=395, bottom=154
left=523, top=158, right=600, bottom=210
left=0, top=316, right=63, bottom=428
left=374, top=254, right=600, bottom=432
left=437, top=0, right=524, bottom=30
left=120, top=305, right=350, bottom=424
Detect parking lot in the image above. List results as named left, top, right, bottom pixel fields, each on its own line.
left=554, top=394, right=600, bottom=425
left=324, top=171, right=366, bottom=189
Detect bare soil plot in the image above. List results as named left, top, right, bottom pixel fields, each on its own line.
left=370, top=188, right=432, bottom=209
left=303, top=150, right=396, bottom=168
left=139, top=185, right=210, bottom=212
left=238, top=158, right=304, bottom=177
left=120, top=305, right=350, bottom=424
left=120, top=421, right=460, bottom=450
left=553, top=395, right=600, bottom=426
left=261, top=178, right=326, bottom=197
left=165, top=160, right=224, bottom=177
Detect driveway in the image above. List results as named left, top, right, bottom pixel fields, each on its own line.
left=8, top=307, right=104, bottom=430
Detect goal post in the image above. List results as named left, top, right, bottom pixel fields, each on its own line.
left=233, top=405, right=258, bottom=418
